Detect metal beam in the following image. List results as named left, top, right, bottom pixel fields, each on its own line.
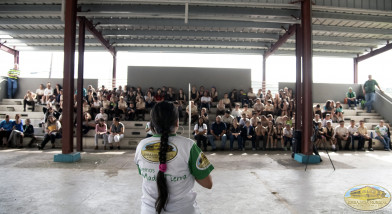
left=301, top=0, right=313, bottom=156
left=295, top=23, right=302, bottom=132
left=264, top=24, right=296, bottom=59
left=0, top=43, right=19, bottom=65
left=62, top=0, right=77, bottom=154
left=81, top=17, right=116, bottom=56
left=112, top=51, right=117, bottom=89
left=353, top=58, right=358, bottom=84
left=76, top=16, right=85, bottom=152
left=355, top=43, right=392, bottom=63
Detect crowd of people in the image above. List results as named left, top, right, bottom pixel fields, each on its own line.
left=1, top=80, right=391, bottom=152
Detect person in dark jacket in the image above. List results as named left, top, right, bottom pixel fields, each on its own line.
left=241, top=120, right=255, bottom=151
left=23, top=118, right=36, bottom=147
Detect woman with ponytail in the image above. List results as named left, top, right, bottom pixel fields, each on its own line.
left=135, top=101, right=214, bottom=214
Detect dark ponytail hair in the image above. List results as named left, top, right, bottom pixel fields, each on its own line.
left=150, top=101, right=179, bottom=214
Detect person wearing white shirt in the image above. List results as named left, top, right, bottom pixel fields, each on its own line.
left=145, top=122, right=153, bottom=138
left=347, top=120, right=360, bottom=150
left=334, top=120, right=351, bottom=150
left=231, top=103, right=242, bottom=121
left=322, top=114, right=333, bottom=127
left=35, top=84, right=45, bottom=104
left=95, top=108, right=108, bottom=123
left=194, top=117, right=208, bottom=151
left=43, top=82, right=54, bottom=104
left=375, top=120, right=391, bottom=151
left=200, top=91, right=212, bottom=111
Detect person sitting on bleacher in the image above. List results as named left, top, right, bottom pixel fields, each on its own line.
left=210, top=87, right=219, bottom=103
left=194, top=117, right=208, bottom=152
left=239, top=113, right=248, bottom=127
left=322, top=114, right=333, bottom=127
left=95, top=107, right=108, bottom=123
left=346, top=87, right=357, bottom=110
left=229, top=89, right=238, bottom=107
left=95, top=118, right=108, bottom=150
left=229, top=119, right=243, bottom=151
left=135, top=98, right=146, bottom=121
left=23, top=90, right=36, bottom=112
left=222, top=93, right=231, bottom=110
left=184, top=101, right=198, bottom=125
left=43, top=82, right=53, bottom=105
left=242, top=104, right=252, bottom=119
left=200, top=91, right=212, bottom=111
left=8, top=114, right=24, bottom=148
left=250, top=112, right=259, bottom=127
left=0, top=115, right=13, bottom=148
left=375, top=120, right=391, bottom=151
left=253, top=98, right=264, bottom=116
left=38, top=115, right=62, bottom=150
left=208, top=116, right=227, bottom=151
left=216, top=100, right=226, bottom=116
left=313, top=114, right=322, bottom=124
left=358, top=120, right=373, bottom=151
left=231, top=103, right=242, bottom=122
left=241, top=120, right=256, bottom=151
left=239, top=89, right=248, bottom=108
left=108, top=117, right=125, bottom=150
left=35, top=84, right=45, bottom=104
left=82, top=113, right=95, bottom=134
left=333, top=102, right=344, bottom=122
left=247, top=88, right=256, bottom=107
left=23, top=118, right=36, bottom=148
left=335, top=120, right=351, bottom=151
left=283, top=124, right=293, bottom=151
left=222, top=110, right=234, bottom=128
left=348, top=120, right=360, bottom=151
left=264, top=100, right=274, bottom=116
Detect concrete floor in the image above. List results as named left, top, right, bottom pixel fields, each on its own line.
left=1, top=148, right=392, bottom=214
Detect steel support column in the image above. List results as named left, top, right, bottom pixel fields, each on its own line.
left=62, top=0, right=77, bottom=154
left=295, top=24, right=302, bottom=131
left=353, top=58, right=358, bottom=84
left=76, top=16, right=86, bottom=152
left=112, top=52, right=117, bottom=89
left=301, top=0, right=313, bottom=155
left=262, top=56, right=266, bottom=94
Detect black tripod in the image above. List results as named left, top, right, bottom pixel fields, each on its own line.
left=305, top=124, right=335, bottom=171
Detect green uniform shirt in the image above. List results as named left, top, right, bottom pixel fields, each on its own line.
left=364, top=80, right=378, bottom=93
left=346, top=91, right=356, bottom=98
left=8, top=69, right=20, bottom=79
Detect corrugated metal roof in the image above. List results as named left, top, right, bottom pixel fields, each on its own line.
left=0, top=0, right=391, bottom=57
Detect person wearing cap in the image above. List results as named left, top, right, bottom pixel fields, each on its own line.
left=335, top=120, right=351, bottom=150
left=363, top=75, right=383, bottom=113
left=346, top=87, right=357, bottom=110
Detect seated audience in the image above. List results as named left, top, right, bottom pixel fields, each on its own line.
left=0, top=115, right=13, bottom=147
left=190, top=86, right=199, bottom=103
left=154, top=88, right=165, bottom=103
left=231, top=103, right=242, bottom=122
left=23, top=90, right=36, bottom=112
left=275, top=123, right=284, bottom=150
left=184, top=101, right=199, bottom=125
left=108, top=117, right=125, bottom=150
left=43, top=82, right=54, bottom=104
left=253, top=99, right=264, bottom=116
left=255, top=121, right=266, bottom=150
left=229, top=89, right=238, bottom=107
left=324, top=121, right=337, bottom=151
left=38, top=115, right=62, bottom=150
left=334, top=120, right=351, bottom=151
left=358, top=120, right=373, bottom=151
left=8, top=114, right=24, bottom=148
left=126, top=102, right=136, bottom=121
left=375, top=120, right=391, bottom=151
left=242, top=104, right=252, bottom=118
left=144, top=91, right=155, bottom=109
left=210, top=87, right=218, bottom=102
left=322, top=114, right=333, bottom=127
left=222, top=93, right=231, bottom=110
left=177, top=89, right=186, bottom=107
left=208, top=116, right=227, bottom=151
left=333, top=102, right=344, bottom=122
left=221, top=110, right=234, bottom=128
left=322, top=100, right=333, bottom=118
left=95, top=107, right=108, bottom=123
left=247, top=88, right=256, bottom=107
left=135, top=98, right=146, bottom=121
left=194, top=117, right=208, bottom=152
left=23, top=118, right=36, bottom=148
left=239, top=89, right=248, bottom=107
left=264, top=100, right=274, bottom=115
left=200, top=91, right=212, bottom=111
left=35, top=84, right=45, bottom=104
left=145, top=122, right=153, bottom=138
left=346, top=87, right=357, bottom=109
left=216, top=100, right=226, bottom=116
left=266, top=121, right=275, bottom=150
left=229, top=119, right=242, bottom=151
left=241, top=120, right=255, bottom=150
left=348, top=120, right=360, bottom=150
left=95, top=118, right=108, bottom=150
left=165, top=87, right=176, bottom=102
left=82, top=113, right=95, bottom=134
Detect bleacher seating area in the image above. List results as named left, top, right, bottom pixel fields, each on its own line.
left=0, top=97, right=390, bottom=151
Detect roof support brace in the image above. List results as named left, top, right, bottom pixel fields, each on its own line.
left=355, top=43, right=392, bottom=63
left=263, top=24, right=296, bottom=59
left=0, top=43, right=19, bottom=65
left=80, top=17, right=116, bottom=56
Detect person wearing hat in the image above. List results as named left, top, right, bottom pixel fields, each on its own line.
left=346, top=87, right=357, bottom=110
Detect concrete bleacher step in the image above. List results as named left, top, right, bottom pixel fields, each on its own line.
left=0, top=105, right=44, bottom=112
left=0, top=112, right=43, bottom=119
left=357, top=112, right=381, bottom=116
left=1, top=99, right=23, bottom=105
